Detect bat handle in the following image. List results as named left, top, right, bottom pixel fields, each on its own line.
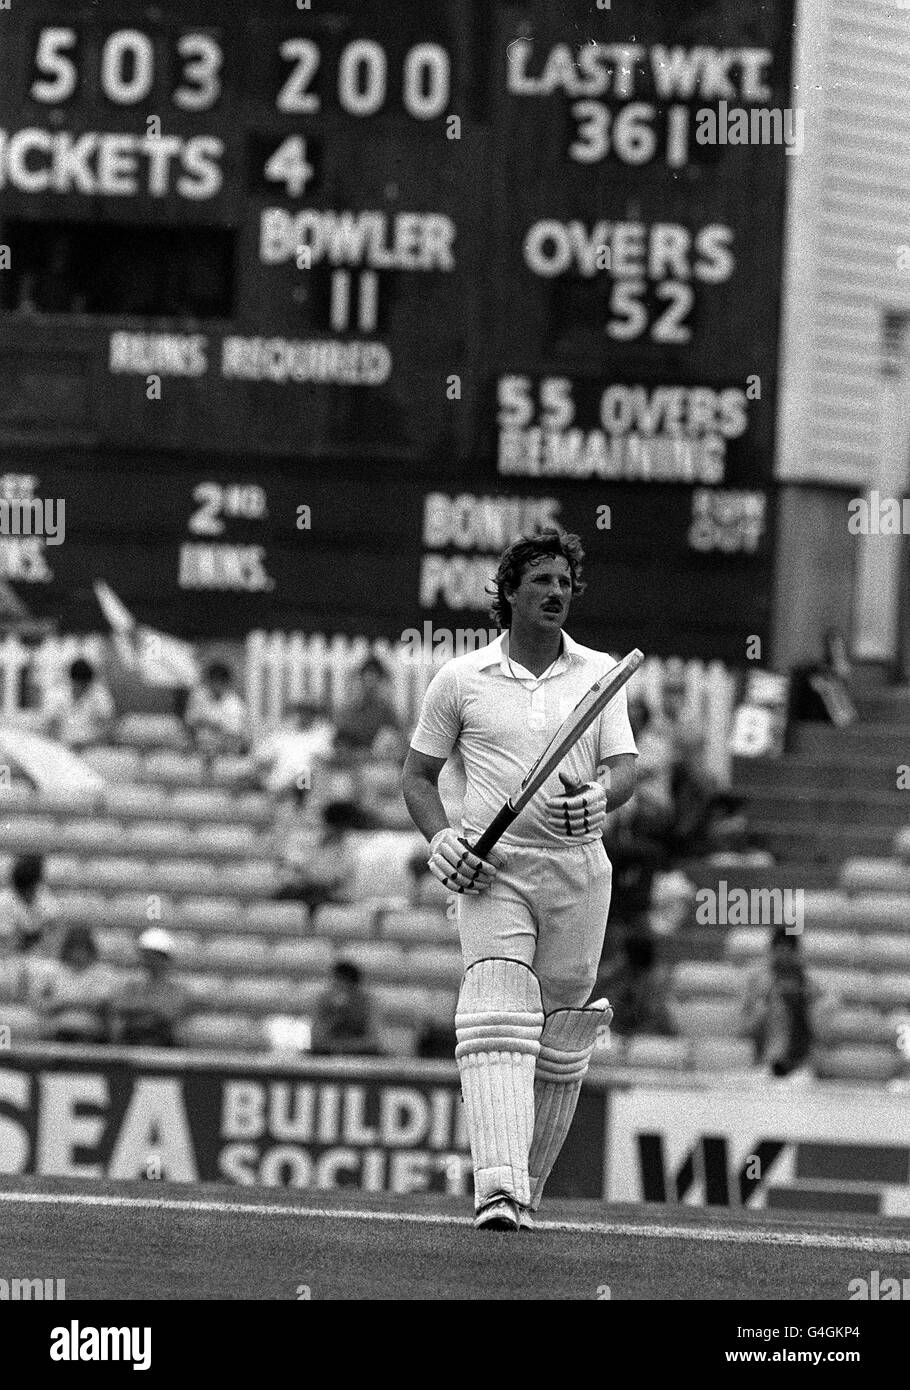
left=468, top=803, right=516, bottom=861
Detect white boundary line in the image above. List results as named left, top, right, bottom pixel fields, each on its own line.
left=0, top=1190, right=909, bottom=1254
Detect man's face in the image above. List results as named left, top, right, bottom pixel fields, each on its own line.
left=506, top=555, right=572, bottom=632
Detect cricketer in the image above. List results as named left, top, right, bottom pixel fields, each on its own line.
left=401, top=529, right=639, bottom=1230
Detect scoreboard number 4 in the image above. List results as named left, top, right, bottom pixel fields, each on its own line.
left=264, top=136, right=316, bottom=197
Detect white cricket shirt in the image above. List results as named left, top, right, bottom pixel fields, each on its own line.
left=410, top=630, right=638, bottom=847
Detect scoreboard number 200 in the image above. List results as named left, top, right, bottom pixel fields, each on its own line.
left=28, top=27, right=451, bottom=120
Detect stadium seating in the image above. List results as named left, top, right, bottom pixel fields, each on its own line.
left=0, top=1003, right=43, bottom=1040
left=380, top=907, right=454, bottom=945
left=814, top=1045, right=902, bottom=1083
left=619, top=1035, right=691, bottom=1070
left=5, top=706, right=909, bottom=1084
left=690, top=1038, right=754, bottom=1071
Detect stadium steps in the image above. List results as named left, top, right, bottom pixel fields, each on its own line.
left=790, top=722, right=910, bottom=760
left=686, top=860, right=838, bottom=890
left=42, top=856, right=282, bottom=899
left=851, top=685, right=910, bottom=721
left=734, top=756, right=902, bottom=793
left=0, top=816, right=268, bottom=859
left=736, top=788, right=908, bottom=825
left=730, top=821, right=900, bottom=860
left=0, top=784, right=272, bottom=826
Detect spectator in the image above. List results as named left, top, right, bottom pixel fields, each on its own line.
left=310, top=959, right=383, bottom=1056
left=0, top=854, right=58, bottom=956
left=109, top=928, right=191, bottom=1046
left=646, top=667, right=731, bottom=854
left=184, top=660, right=248, bottom=755
left=275, top=799, right=367, bottom=910
left=742, top=927, right=815, bottom=1077
left=16, top=234, right=86, bottom=315
left=597, top=929, right=675, bottom=1039
left=334, top=657, right=403, bottom=758
left=621, top=697, right=675, bottom=834
left=601, top=700, right=671, bottom=932
left=790, top=627, right=857, bottom=728
left=415, top=1013, right=457, bottom=1059
left=34, top=926, right=115, bottom=1044
left=43, top=657, right=115, bottom=749
left=252, top=699, right=334, bottom=800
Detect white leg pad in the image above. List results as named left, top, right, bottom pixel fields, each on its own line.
left=528, top=999, right=610, bottom=1210
left=455, top=959, right=544, bottom=1210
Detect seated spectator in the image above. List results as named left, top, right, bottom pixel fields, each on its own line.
left=602, top=699, right=671, bottom=931
left=109, top=928, right=191, bottom=1047
left=184, top=660, right=248, bottom=754
left=650, top=663, right=706, bottom=779
left=596, top=928, right=675, bottom=1039
left=310, top=959, right=383, bottom=1056
left=415, top=1014, right=457, bottom=1059
left=33, top=925, right=116, bottom=1044
left=252, top=699, right=334, bottom=800
left=334, top=657, right=403, bottom=759
left=275, top=799, right=368, bottom=910
left=0, top=854, right=59, bottom=956
left=639, top=670, right=740, bottom=857
left=43, top=657, right=115, bottom=749
left=790, top=627, right=857, bottom=728
left=621, top=697, right=675, bottom=834
left=742, top=927, right=815, bottom=1078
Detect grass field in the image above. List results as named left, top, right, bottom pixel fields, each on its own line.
left=1, top=1177, right=909, bottom=1301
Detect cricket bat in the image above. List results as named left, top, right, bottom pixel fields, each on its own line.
left=468, top=648, right=644, bottom=860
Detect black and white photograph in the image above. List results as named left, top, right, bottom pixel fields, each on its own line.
left=0, top=0, right=908, bottom=1346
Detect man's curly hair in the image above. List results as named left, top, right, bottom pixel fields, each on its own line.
left=487, top=528, right=586, bottom=630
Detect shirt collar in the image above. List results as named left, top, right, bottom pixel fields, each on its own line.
left=469, top=630, right=586, bottom=675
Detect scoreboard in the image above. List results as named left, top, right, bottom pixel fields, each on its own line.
left=0, top=0, right=795, bottom=657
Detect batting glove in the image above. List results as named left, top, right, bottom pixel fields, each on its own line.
left=428, top=828, right=502, bottom=895
left=544, top=774, right=608, bottom=836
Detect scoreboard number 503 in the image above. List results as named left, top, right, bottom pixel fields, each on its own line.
left=31, top=27, right=223, bottom=109
left=29, top=27, right=451, bottom=120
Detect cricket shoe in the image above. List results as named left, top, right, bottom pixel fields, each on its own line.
left=517, top=1206, right=536, bottom=1232
left=474, top=1194, right=521, bottom=1232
